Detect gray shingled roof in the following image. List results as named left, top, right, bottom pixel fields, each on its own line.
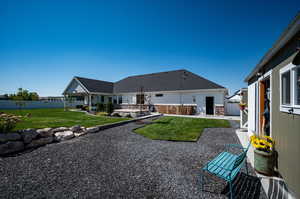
left=74, top=70, right=225, bottom=94
left=75, top=76, right=114, bottom=93
left=113, top=69, right=225, bottom=93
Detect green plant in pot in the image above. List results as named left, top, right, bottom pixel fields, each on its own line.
left=250, top=135, right=275, bottom=176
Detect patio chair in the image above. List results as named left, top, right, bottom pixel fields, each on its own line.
left=201, top=143, right=251, bottom=199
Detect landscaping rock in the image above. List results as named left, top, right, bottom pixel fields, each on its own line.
left=0, top=133, right=22, bottom=143
left=52, top=127, right=69, bottom=133
left=26, top=137, right=54, bottom=149
left=74, top=131, right=87, bottom=137
left=85, top=127, right=99, bottom=133
left=21, top=129, right=38, bottom=144
left=70, top=125, right=82, bottom=133
left=54, top=131, right=74, bottom=142
left=36, top=128, right=54, bottom=138
left=0, top=141, right=24, bottom=155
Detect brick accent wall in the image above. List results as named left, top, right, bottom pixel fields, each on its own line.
left=215, top=105, right=225, bottom=116
left=154, top=105, right=196, bottom=115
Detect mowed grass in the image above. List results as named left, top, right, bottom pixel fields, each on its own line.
left=0, top=108, right=129, bottom=130
left=134, top=116, right=231, bottom=141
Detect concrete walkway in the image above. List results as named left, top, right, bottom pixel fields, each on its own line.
left=164, top=114, right=240, bottom=121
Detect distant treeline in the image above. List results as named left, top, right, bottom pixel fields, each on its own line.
left=1, top=88, right=39, bottom=101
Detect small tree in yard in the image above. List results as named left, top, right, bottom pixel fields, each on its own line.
left=96, top=103, right=105, bottom=112
left=106, top=102, right=114, bottom=115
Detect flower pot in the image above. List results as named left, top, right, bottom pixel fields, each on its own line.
left=239, top=105, right=246, bottom=110
left=254, top=149, right=274, bottom=176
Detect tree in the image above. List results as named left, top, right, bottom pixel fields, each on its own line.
left=11, top=88, right=39, bottom=101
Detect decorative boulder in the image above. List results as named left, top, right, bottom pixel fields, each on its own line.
left=52, top=127, right=69, bottom=133
left=54, top=131, right=75, bottom=142
left=0, top=141, right=24, bottom=155
left=20, top=129, right=38, bottom=144
left=26, top=137, right=54, bottom=149
left=86, top=127, right=99, bottom=134
left=0, top=133, right=21, bottom=143
left=36, top=128, right=54, bottom=138
left=70, top=125, right=82, bottom=133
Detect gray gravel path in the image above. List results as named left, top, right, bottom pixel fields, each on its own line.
left=0, top=118, right=266, bottom=199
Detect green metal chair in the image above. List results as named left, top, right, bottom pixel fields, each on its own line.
left=201, top=143, right=250, bottom=199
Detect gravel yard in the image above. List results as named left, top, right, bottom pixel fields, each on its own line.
left=0, top=118, right=267, bottom=199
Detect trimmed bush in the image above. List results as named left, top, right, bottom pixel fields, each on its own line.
left=96, top=112, right=108, bottom=117
left=96, top=103, right=105, bottom=112
left=106, top=102, right=114, bottom=115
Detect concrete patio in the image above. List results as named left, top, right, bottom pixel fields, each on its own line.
left=0, top=118, right=266, bottom=198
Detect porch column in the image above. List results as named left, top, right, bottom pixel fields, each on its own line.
left=89, top=94, right=92, bottom=112
left=63, top=94, right=66, bottom=111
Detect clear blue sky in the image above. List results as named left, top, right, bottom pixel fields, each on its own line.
left=0, top=0, right=299, bottom=96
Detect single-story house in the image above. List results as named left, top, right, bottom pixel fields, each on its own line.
left=245, top=13, right=300, bottom=197
left=63, top=69, right=228, bottom=115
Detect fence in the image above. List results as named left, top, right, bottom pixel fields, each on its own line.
left=225, top=102, right=240, bottom=116
left=0, top=100, right=83, bottom=110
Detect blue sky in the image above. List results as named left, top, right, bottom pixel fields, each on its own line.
left=0, top=0, right=299, bottom=96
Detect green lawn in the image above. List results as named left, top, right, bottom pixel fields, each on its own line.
left=0, top=108, right=129, bottom=130
left=134, top=116, right=231, bottom=141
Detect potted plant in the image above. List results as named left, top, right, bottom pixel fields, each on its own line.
left=250, top=135, right=275, bottom=176
left=239, top=102, right=247, bottom=110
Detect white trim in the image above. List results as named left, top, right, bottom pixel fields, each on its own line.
left=74, top=77, right=91, bottom=94
left=116, top=88, right=227, bottom=95
left=89, top=92, right=113, bottom=95
left=279, top=63, right=300, bottom=115
left=62, top=77, right=90, bottom=95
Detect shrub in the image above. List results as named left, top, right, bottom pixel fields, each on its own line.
left=111, top=112, right=121, bottom=117
left=0, top=113, right=22, bottom=133
left=106, top=102, right=114, bottom=114
left=96, top=112, right=108, bottom=117
left=96, top=103, right=105, bottom=112
left=82, top=105, right=89, bottom=111
left=76, top=105, right=83, bottom=109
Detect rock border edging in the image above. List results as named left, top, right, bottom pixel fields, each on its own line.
left=0, top=114, right=162, bottom=156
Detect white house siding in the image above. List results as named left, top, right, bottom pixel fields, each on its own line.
left=65, top=79, right=87, bottom=94
left=119, top=90, right=225, bottom=115
left=248, top=82, right=257, bottom=133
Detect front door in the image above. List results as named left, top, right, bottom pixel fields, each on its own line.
left=206, top=96, right=214, bottom=115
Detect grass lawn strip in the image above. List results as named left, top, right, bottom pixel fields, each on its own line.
left=0, top=108, right=129, bottom=130
left=134, top=116, right=231, bottom=141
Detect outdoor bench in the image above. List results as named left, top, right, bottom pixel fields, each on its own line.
left=201, top=143, right=250, bottom=199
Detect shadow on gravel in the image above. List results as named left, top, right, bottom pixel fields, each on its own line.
left=197, top=172, right=263, bottom=199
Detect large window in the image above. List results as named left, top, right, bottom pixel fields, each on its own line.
left=118, top=96, right=122, bottom=104
left=281, top=71, right=291, bottom=105
left=280, top=63, right=300, bottom=114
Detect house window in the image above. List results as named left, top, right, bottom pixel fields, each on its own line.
left=192, top=96, right=196, bottom=103
left=101, top=96, right=105, bottom=103
left=281, top=71, right=291, bottom=105
left=155, top=94, right=163, bottom=97
left=136, top=94, right=144, bottom=104
left=279, top=63, right=300, bottom=114
left=118, top=96, right=122, bottom=104
left=113, top=96, right=117, bottom=104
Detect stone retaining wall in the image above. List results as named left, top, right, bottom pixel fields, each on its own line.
left=0, top=114, right=161, bottom=156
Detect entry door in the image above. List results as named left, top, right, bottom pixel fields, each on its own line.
left=206, top=97, right=214, bottom=115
